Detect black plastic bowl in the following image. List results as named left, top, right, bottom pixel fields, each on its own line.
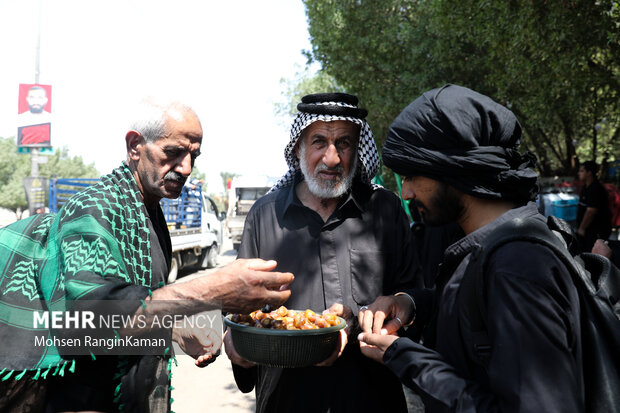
left=224, top=313, right=346, bottom=368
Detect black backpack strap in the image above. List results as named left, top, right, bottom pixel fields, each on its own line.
left=459, top=216, right=620, bottom=412
left=458, top=216, right=579, bottom=368
left=547, top=215, right=581, bottom=256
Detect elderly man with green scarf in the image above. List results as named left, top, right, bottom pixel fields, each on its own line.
left=0, top=98, right=293, bottom=412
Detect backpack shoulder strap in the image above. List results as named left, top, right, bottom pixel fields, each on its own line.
left=459, top=216, right=578, bottom=367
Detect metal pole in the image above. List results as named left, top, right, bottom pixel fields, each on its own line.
left=35, top=0, right=42, bottom=84
left=32, top=0, right=43, bottom=178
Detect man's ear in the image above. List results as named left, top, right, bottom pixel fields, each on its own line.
left=126, top=131, right=144, bottom=161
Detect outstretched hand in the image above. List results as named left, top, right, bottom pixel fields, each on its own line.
left=191, top=258, right=294, bottom=314
left=173, top=326, right=221, bottom=368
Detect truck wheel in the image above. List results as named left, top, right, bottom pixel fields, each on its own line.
left=168, top=254, right=179, bottom=283
left=233, top=242, right=241, bottom=251
left=206, top=245, right=218, bottom=269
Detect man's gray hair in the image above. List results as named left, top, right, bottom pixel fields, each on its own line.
left=129, top=97, right=199, bottom=143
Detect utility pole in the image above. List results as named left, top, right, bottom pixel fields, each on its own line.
left=31, top=0, right=43, bottom=178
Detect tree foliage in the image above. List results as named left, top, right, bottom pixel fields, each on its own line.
left=0, top=137, right=100, bottom=217
left=274, top=66, right=343, bottom=123
left=220, top=171, right=239, bottom=192
left=303, top=0, right=620, bottom=179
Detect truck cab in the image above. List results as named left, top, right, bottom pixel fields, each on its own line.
left=226, top=175, right=278, bottom=251
left=160, top=184, right=224, bottom=282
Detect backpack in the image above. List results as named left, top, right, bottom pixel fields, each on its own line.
left=458, top=215, right=620, bottom=413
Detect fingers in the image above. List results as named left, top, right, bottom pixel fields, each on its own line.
left=324, top=303, right=344, bottom=316
left=195, top=353, right=218, bottom=367
left=238, top=259, right=295, bottom=288
left=316, top=329, right=347, bottom=367
left=359, top=343, right=385, bottom=364
left=245, top=258, right=278, bottom=271
left=357, top=332, right=399, bottom=353
left=358, top=332, right=386, bottom=364
left=324, top=303, right=353, bottom=320
left=358, top=306, right=387, bottom=334
left=223, top=330, right=255, bottom=368
left=261, top=271, right=295, bottom=290
left=261, top=289, right=292, bottom=309
left=358, top=307, right=372, bottom=332
left=371, top=311, right=388, bottom=335
left=381, top=319, right=402, bottom=335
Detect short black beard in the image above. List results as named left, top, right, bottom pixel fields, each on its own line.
left=415, top=182, right=464, bottom=227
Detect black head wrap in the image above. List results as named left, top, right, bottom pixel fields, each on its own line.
left=383, top=84, right=538, bottom=203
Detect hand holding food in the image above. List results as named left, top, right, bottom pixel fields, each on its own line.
left=357, top=331, right=399, bottom=364
left=358, top=294, right=414, bottom=335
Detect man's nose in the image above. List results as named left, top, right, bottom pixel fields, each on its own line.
left=401, top=182, right=415, bottom=201
left=175, top=152, right=193, bottom=176
left=323, top=144, right=340, bottom=168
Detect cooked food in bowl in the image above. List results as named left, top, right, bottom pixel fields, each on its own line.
left=224, top=306, right=346, bottom=367
left=228, top=306, right=341, bottom=330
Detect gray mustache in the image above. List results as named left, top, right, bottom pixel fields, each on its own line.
left=315, top=164, right=344, bottom=174
left=164, top=171, right=187, bottom=184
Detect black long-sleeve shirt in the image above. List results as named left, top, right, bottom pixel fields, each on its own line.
left=386, top=203, right=584, bottom=412
left=233, top=175, right=420, bottom=413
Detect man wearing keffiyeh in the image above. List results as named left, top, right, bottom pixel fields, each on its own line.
left=224, top=93, right=421, bottom=413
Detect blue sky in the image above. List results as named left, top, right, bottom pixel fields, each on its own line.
left=0, top=0, right=313, bottom=193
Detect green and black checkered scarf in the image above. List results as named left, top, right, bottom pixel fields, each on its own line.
left=0, top=163, right=157, bottom=386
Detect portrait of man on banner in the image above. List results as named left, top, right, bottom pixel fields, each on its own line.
left=17, top=83, right=52, bottom=147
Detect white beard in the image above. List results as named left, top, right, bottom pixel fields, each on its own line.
left=298, top=142, right=358, bottom=199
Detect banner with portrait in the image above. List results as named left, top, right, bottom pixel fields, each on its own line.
left=17, top=83, right=52, bottom=147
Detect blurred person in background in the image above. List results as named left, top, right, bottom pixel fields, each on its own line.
left=577, top=160, right=612, bottom=253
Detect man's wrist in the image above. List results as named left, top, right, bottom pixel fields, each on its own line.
left=394, top=292, right=416, bottom=326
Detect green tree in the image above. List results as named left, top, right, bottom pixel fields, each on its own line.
left=303, top=0, right=620, bottom=178
left=274, top=66, right=343, bottom=122
left=0, top=137, right=99, bottom=218
left=220, top=171, right=239, bottom=192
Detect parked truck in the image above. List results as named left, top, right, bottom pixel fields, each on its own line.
left=49, top=177, right=224, bottom=283
left=226, top=175, right=278, bottom=251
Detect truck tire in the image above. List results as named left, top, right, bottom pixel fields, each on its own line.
left=233, top=242, right=241, bottom=251
left=168, top=254, right=179, bottom=283
left=206, top=245, right=218, bottom=269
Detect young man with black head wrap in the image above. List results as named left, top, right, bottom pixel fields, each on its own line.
left=356, top=85, right=584, bottom=412
left=224, top=93, right=420, bottom=413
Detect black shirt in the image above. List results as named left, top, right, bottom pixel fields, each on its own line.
left=577, top=180, right=611, bottom=243
left=235, top=175, right=420, bottom=413
left=239, top=177, right=420, bottom=311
